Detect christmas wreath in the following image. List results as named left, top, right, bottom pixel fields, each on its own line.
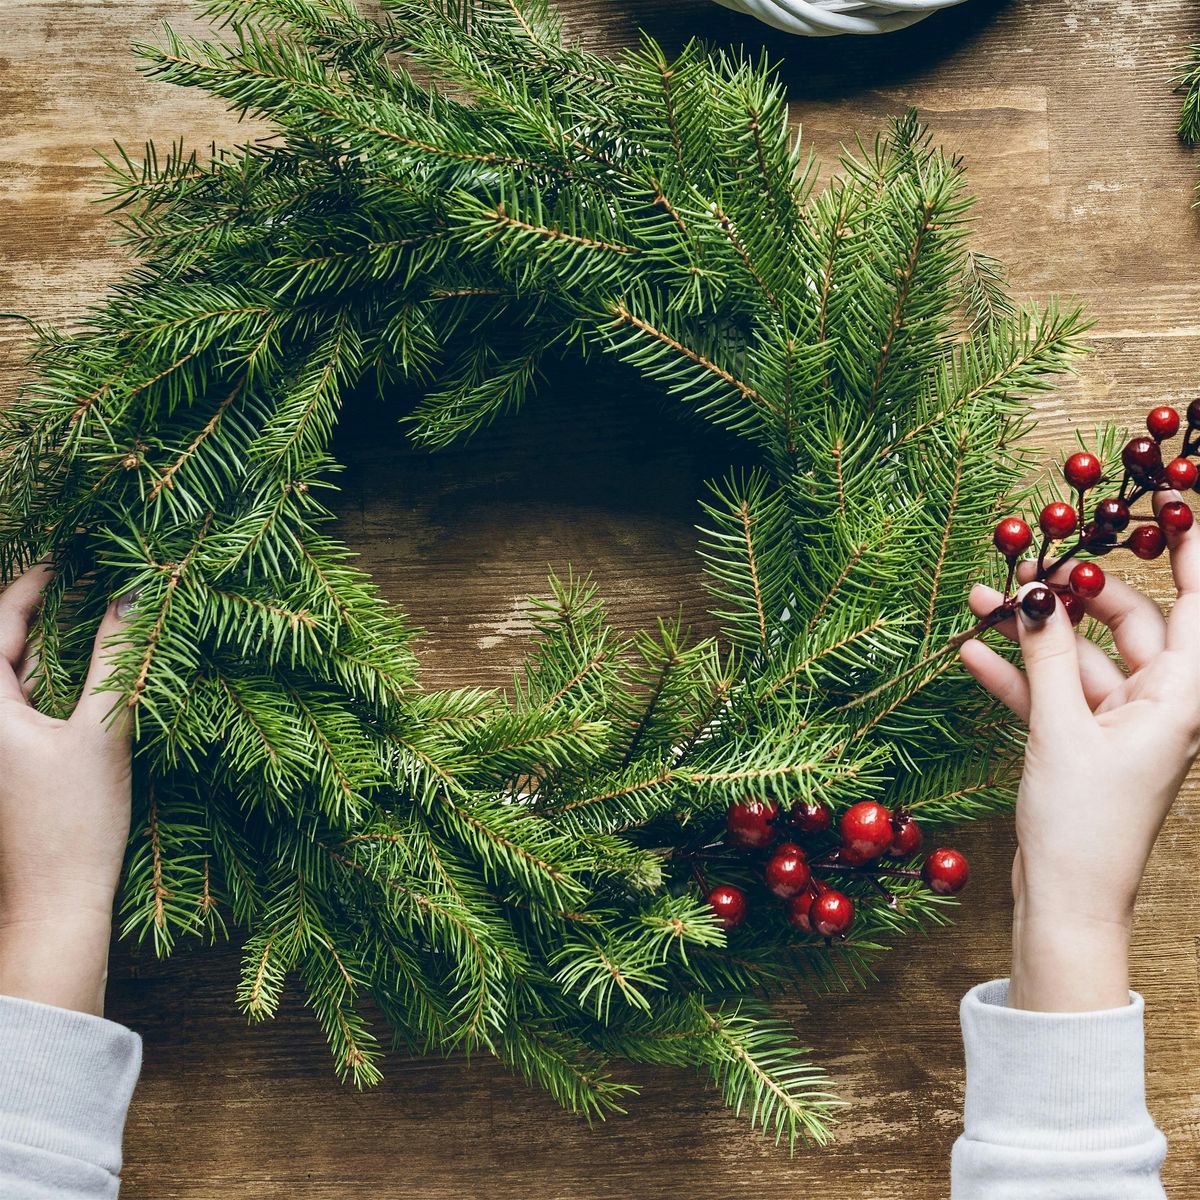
left=0, top=0, right=1088, bottom=1144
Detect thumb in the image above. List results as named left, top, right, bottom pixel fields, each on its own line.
left=1014, top=581, right=1089, bottom=730
left=70, top=590, right=138, bottom=737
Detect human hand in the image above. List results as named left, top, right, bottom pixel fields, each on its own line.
left=960, top=489, right=1200, bottom=1012
left=0, top=565, right=133, bottom=1016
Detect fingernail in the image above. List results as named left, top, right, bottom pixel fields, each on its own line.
left=115, top=588, right=140, bottom=618
left=1016, top=583, right=1056, bottom=628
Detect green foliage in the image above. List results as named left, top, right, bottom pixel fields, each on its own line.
left=0, top=0, right=1088, bottom=1146
left=1178, top=44, right=1200, bottom=146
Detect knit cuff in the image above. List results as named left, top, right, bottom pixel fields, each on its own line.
left=960, top=978, right=1158, bottom=1153
left=0, top=995, right=142, bottom=1177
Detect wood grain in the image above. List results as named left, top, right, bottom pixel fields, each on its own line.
left=4, top=1, right=1200, bottom=1196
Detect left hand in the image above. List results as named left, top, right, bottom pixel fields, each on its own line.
left=0, top=565, right=133, bottom=1016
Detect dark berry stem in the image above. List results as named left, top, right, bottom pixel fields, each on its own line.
left=820, top=862, right=925, bottom=882
left=1039, top=541, right=1087, bottom=580
left=1035, top=535, right=1050, bottom=576
left=946, top=603, right=1015, bottom=650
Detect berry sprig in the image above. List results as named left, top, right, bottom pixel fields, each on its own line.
left=701, top=400, right=1199, bottom=944
left=702, top=797, right=969, bottom=941
left=966, top=399, right=1199, bottom=638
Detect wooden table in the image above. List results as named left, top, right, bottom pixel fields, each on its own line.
left=3, top=1, right=1200, bottom=1195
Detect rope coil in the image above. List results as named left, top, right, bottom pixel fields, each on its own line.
left=714, top=0, right=970, bottom=36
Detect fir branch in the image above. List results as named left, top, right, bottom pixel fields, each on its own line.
left=1177, top=44, right=1200, bottom=145
left=608, top=304, right=776, bottom=418
left=922, top=431, right=968, bottom=639
left=148, top=374, right=245, bottom=500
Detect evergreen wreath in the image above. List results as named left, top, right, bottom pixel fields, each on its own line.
left=0, top=0, right=1088, bottom=1145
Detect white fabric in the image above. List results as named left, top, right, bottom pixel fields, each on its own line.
left=714, top=0, right=970, bottom=37
left=0, top=996, right=142, bottom=1198
left=952, top=979, right=1167, bottom=1198
left=0, top=979, right=1171, bottom=1196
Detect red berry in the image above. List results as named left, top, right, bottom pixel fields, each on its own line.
left=1093, top=498, right=1131, bottom=533
left=1039, top=501, right=1077, bottom=540
left=1020, top=586, right=1056, bottom=621
left=1147, top=406, right=1180, bottom=441
left=993, top=516, right=1033, bottom=559
left=1068, top=561, right=1105, bottom=599
left=1122, top=437, right=1163, bottom=483
left=726, top=798, right=778, bottom=849
left=763, top=843, right=811, bottom=899
left=1127, top=524, right=1167, bottom=560
left=791, top=799, right=831, bottom=836
left=836, top=844, right=872, bottom=866
left=1166, top=458, right=1199, bottom=491
left=810, top=890, right=855, bottom=937
left=839, top=801, right=893, bottom=861
left=1063, top=452, right=1102, bottom=490
left=886, top=813, right=922, bottom=858
left=1189, top=398, right=1200, bottom=428
left=786, top=891, right=815, bottom=932
left=706, top=884, right=748, bottom=930
left=922, top=848, right=969, bottom=895
left=1060, top=590, right=1085, bottom=626
left=1159, top=501, right=1194, bottom=534
left=1082, top=534, right=1116, bottom=557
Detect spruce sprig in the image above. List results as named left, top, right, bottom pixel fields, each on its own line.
left=0, top=0, right=1089, bottom=1145
left=1177, top=43, right=1200, bottom=146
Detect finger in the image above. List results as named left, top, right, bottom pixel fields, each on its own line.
left=959, top=637, right=1030, bottom=723
left=967, top=583, right=1125, bottom=709
left=1055, top=567, right=1166, bottom=672
left=1153, top=488, right=1200, bottom=654
left=1014, top=582, right=1090, bottom=730
left=0, top=563, right=52, bottom=668
left=967, top=582, right=1017, bottom=639
left=70, top=591, right=137, bottom=737
left=0, top=564, right=53, bottom=703
left=16, top=638, right=40, bottom=703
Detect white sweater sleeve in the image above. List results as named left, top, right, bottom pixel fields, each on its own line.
left=0, top=995, right=142, bottom=1199
left=952, top=979, right=1167, bottom=1199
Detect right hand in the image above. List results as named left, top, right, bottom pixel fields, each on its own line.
left=959, top=488, right=1200, bottom=1011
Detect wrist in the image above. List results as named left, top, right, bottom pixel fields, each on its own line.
left=1010, top=903, right=1132, bottom=1012
left=0, top=871, right=120, bottom=936
left=1013, top=847, right=1141, bottom=936
left=0, top=911, right=115, bottom=1016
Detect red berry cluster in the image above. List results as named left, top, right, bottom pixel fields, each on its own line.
left=988, top=400, right=1199, bottom=626
left=704, top=797, right=969, bottom=939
